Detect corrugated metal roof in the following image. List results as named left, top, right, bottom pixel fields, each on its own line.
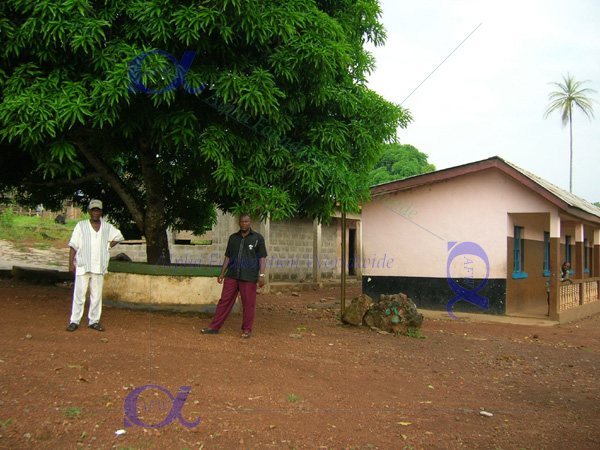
left=498, top=157, right=600, bottom=218
left=370, top=156, right=600, bottom=220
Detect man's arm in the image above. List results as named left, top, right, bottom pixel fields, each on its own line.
left=258, top=257, right=266, bottom=288
left=217, top=257, right=230, bottom=284
left=69, top=247, right=76, bottom=274
left=109, top=225, right=124, bottom=248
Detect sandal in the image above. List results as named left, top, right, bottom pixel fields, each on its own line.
left=241, top=332, right=251, bottom=339
left=88, top=323, right=105, bottom=332
left=201, top=328, right=219, bottom=334
left=66, top=323, right=78, bottom=332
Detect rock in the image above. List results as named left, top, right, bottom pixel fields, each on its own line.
left=363, top=293, right=423, bottom=334
left=111, top=253, right=132, bottom=262
left=25, top=334, right=32, bottom=339
left=100, top=338, right=109, bottom=343
left=291, top=292, right=300, bottom=297
left=341, top=294, right=374, bottom=326
left=479, top=411, right=493, bottom=417
left=289, top=334, right=303, bottom=339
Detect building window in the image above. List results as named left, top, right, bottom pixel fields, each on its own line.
left=543, top=231, right=550, bottom=276
left=513, top=226, right=528, bottom=279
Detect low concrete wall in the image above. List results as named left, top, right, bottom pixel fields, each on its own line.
left=557, top=301, right=600, bottom=324
left=103, top=262, right=232, bottom=313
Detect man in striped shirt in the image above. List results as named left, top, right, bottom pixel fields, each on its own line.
left=66, top=200, right=124, bottom=332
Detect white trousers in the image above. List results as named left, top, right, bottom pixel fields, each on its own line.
left=70, top=273, right=104, bottom=325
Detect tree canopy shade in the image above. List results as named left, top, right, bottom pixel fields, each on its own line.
left=369, top=143, right=435, bottom=185
left=0, top=0, right=411, bottom=263
left=544, top=73, right=597, bottom=193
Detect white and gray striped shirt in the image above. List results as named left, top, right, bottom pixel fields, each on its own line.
left=69, top=220, right=124, bottom=275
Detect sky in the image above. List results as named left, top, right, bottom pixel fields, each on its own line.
left=366, top=0, right=600, bottom=203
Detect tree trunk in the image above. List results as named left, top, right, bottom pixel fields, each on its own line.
left=139, top=139, right=171, bottom=265
left=569, top=112, right=573, bottom=193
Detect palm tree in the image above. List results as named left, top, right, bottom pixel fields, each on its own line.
left=544, top=73, right=597, bottom=192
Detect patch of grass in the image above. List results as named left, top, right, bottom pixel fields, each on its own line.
left=190, top=239, right=211, bottom=245
left=286, top=393, right=301, bottom=403
left=0, top=418, right=13, bottom=428
left=63, top=407, right=83, bottom=419
left=406, top=329, right=427, bottom=339
left=0, top=214, right=78, bottom=247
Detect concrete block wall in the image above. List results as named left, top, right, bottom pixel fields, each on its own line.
left=110, top=212, right=344, bottom=281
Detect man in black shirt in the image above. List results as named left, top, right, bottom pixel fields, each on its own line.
left=202, top=214, right=267, bottom=338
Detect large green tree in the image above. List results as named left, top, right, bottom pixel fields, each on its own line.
left=0, top=0, right=411, bottom=263
left=369, top=143, right=435, bottom=185
left=544, top=73, right=596, bottom=193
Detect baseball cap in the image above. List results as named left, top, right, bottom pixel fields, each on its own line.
left=88, top=199, right=103, bottom=210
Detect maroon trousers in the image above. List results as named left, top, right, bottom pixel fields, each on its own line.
left=209, top=277, right=257, bottom=333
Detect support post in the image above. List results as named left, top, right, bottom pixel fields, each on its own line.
left=574, top=223, right=584, bottom=304
left=312, top=219, right=322, bottom=284
left=341, top=212, right=346, bottom=317
left=549, top=214, right=561, bottom=320
left=593, top=229, right=600, bottom=278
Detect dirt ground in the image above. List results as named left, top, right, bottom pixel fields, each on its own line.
left=0, top=278, right=599, bottom=450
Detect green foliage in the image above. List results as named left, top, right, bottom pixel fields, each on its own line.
left=0, top=0, right=411, bottom=261
left=544, top=73, right=596, bottom=127
left=0, top=418, right=12, bottom=428
left=0, top=207, right=16, bottom=227
left=369, top=143, right=435, bottom=185
left=286, top=393, right=302, bottom=403
left=593, top=202, right=600, bottom=208
left=406, top=328, right=427, bottom=339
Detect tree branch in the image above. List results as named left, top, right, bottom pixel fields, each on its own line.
left=23, top=172, right=101, bottom=187
left=75, top=140, right=145, bottom=232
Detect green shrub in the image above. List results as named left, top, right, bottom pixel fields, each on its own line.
left=0, top=207, right=16, bottom=227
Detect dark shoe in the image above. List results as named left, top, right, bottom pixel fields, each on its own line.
left=66, top=323, right=78, bottom=332
left=88, top=323, right=105, bottom=332
left=241, top=332, right=251, bottom=339
left=201, top=328, right=219, bottom=334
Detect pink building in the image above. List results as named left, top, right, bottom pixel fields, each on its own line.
left=362, top=156, right=600, bottom=323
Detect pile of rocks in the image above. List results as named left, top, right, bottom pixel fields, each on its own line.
left=341, top=293, right=423, bottom=335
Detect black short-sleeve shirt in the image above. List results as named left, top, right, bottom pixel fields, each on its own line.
left=224, top=228, right=268, bottom=283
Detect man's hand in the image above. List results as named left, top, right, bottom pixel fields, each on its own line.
left=69, top=262, right=76, bottom=275
left=217, top=274, right=225, bottom=284
left=258, top=276, right=265, bottom=288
